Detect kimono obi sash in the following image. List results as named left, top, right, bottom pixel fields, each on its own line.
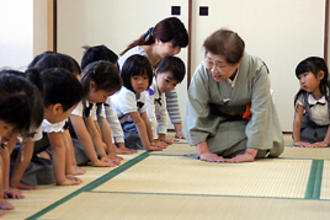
left=209, top=103, right=251, bottom=121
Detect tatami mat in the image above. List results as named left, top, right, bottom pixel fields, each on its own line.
left=149, top=141, right=196, bottom=156
left=281, top=147, right=330, bottom=160
left=94, top=155, right=311, bottom=199
left=321, top=161, right=330, bottom=200
left=39, top=192, right=330, bottom=220
left=1, top=153, right=143, bottom=219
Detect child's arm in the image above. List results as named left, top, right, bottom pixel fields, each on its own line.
left=95, top=118, right=122, bottom=163
left=62, top=129, right=86, bottom=175
left=10, top=141, right=36, bottom=190
left=130, top=112, right=161, bottom=151
left=1, top=138, right=24, bottom=199
left=0, top=154, right=14, bottom=212
left=99, top=118, right=122, bottom=159
left=173, top=123, right=185, bottom=139
left=47, top=132, right=81, bottom=185
left=157, top=101, right=176, bottom=145
left=85, top=117, right=109, bottom=162
left=141, top=112, right=165, bottom=150
left=70, top=115, right=114, bottom=167
left=311, top=126, right=330, bottom=148
left=293, top=104, right=311, bottom=148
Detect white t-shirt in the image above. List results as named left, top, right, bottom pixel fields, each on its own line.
left=17, top=124, right=43, bottom=143
left=42, top=119, right=67, bottom=133
left=111, top=86, right=147, bottom=124
left=71, top=100, right=97, bottom=120
left=297, top=94, right=329, bottom=126
left=146, top=77, right=169, bottom=139
left=105, top=97, right=125, bottom=143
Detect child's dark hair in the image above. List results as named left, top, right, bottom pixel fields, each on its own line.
left=81, top=61, right=122, bottom=96
left=0, top=69, right=43, bottom=93
left=294, top=56, right=329, bottom=104
left=121, top=55, right=153, bottom=92
left=156, top=56, right=185, bottom=83
left=28, top=51, right=81, bottom=76
left=121, top=17, right=188, bottom=55
left=42, top=68, right=83, bottom=111
left=0, top=73, right=44, bottom=134
left=81, top=45, right=118, bottom=69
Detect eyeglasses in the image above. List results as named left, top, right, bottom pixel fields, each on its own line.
left=205, top=57, right=226, bottom=71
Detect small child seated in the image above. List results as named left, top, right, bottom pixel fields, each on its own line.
left=111, top=54, right=165, bottom=151
left=81, top=45, right=136, bottom=155
left=146, top=56, right=186, bottom=145
left=70, top=61, right=122, bottom=167
left=0, top=73, right=43, bottom=215
left=293, top=56, right=330, bottom=148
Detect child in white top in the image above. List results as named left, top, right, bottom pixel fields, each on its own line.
left=0, top=73, right=43, bottom=216
left=293, top=56, right=330, bottom=148
left=112, top=55, right=164, bottom=151
left=70, top=61, right=122, bottom=166
left=146, top=56, right=186, bottom=145
left=10, top=52, right=84, bottom=188
left=81, top=45, right=136, bottom=154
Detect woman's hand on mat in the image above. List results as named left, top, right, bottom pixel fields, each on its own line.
left=3, top=188, right=24, bottom=199
left=199, top=152, right=225, bottom=162
left=294, top=141, right=312, bottom=148
left=310, top=141, right=328, bottom=148
left=225, top=148, right=258, bottom=163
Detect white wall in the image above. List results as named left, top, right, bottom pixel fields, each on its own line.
left=0, top=0, right=33, bottom=70
left=0, top=0, right=49, bottom=70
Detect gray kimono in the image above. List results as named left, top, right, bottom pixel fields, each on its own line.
left=183, top=53, right=284, bottom=158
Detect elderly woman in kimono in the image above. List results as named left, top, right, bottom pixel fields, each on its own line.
left=183, top=29, right=284, bottom=163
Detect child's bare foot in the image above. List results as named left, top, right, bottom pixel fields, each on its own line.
left=11, top=182, right=36, bottom=190
left=56, top=176, right=81, bottom=186
left=116, top=147, right=137, bottom=154
left=109, top=154, right=123, bottom=162
left=0, top=199, right=14, bottom=210
left=72, top=166, right=86, bottom=175
left=4, top=188, right=25, bottom=199
left=92, top=159, right=118, bottom=167
left=116, top=143, right=137, bottom=154
left=66, top=175, right=83, bottom=184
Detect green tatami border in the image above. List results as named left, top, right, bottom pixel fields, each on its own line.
left=305, top=159, right=324, bottom=200
left=26, top=151, right=150, bottom=220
